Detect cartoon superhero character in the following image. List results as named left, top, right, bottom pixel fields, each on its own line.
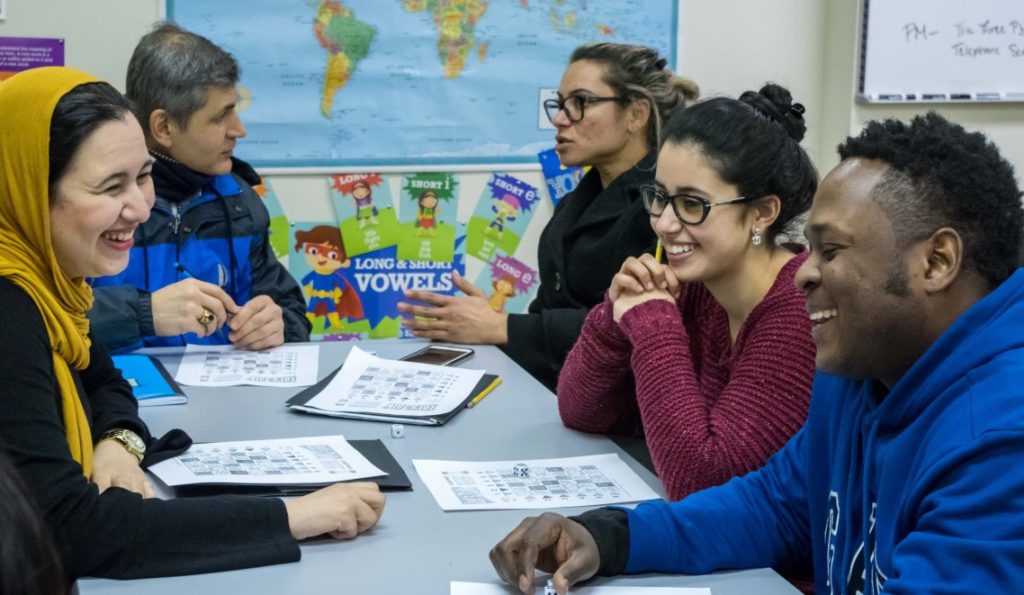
left=415, top=190, right=439, bottom=237
left=487, top=274, right=517, bottom=313
left=352, top=180, right=379, bottom=229
left=487, top=193, right=521, bottom=240
left=294, top=225, right=365, bottom=332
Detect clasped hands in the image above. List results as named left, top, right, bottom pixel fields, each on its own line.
left=609, top=254, right=680, bottom=323
left=396, top=270, right=509, bottom=345
left=151, top=278, right=285, bottom=349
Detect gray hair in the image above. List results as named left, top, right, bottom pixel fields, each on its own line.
left=126, top=22, right=239, bottom=135
left=569, top=43, right=699, bottom=150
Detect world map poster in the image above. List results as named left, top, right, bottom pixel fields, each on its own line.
left=166, top=0, right=676, bottom=168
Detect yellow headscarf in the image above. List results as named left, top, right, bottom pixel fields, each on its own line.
left=0, top=67, right=103, bottom=477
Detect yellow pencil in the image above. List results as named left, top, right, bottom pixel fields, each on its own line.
left=654, top=239, right=663, bottom=263
left=466, top=377, right=502, bottom=408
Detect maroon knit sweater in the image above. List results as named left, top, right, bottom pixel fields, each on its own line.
left=557, top=250, right=815, bottom=501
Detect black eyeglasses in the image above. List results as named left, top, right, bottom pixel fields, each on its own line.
left=640, top=185, right=757, bottom=225
left=543, top=95, right=625, bottom=124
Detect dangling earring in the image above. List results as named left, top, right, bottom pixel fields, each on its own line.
left=751, top=227, right=762, bottom=246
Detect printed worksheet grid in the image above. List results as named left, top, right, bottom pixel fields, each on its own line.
left=442, top=464, right=626, bottom=505
left=178, top=444, right=354, bottom=477
left=343, top=366, right=458, bottom=412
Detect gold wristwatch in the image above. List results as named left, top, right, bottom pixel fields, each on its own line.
left=99, top=429, right=146, bottom=463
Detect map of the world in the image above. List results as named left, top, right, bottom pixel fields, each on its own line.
left=167, top=0, right=677, bottom=168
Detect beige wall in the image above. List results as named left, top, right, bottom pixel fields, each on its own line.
left=2, top=0, right=1021, bottom=262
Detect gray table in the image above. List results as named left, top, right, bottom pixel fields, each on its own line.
left=79, top=340, right=798, bottom=594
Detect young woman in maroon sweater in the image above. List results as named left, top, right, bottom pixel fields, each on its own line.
left=557, top=84, right=819, bottom=501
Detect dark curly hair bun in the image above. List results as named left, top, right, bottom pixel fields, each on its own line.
left=739, top=83, right=807, bottom=142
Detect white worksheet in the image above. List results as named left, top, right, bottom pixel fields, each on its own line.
left=302, top=346, right=484, bottom=418
left=451, top=581, right=710, bottom=594
left=414, top=454, right=660, bottom=511
left=174, top=344, right=319, bottom=387
left=148, top=435, right=384, bottom=486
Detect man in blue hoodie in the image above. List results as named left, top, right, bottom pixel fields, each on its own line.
left=89, top=23, right=310, bottom=351
left=490, top=112, right=1024, bottom=594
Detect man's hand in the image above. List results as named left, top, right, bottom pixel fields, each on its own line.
left=228, top=294, right=285, bottom=350
left=397, top=271, right=508, bottom=345
left=284, top=482, right=386, bottom=540
left=151, top=279, right=238, bottom=338
left=91, top=439, right=154, bottom=498
left=490, top=512, right=601, bottom=595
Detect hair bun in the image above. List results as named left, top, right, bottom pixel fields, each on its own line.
left=739, top=83, right=807, bottom=142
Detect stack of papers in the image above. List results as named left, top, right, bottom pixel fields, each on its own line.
left=414, top=454, right=660, bottom=511
left=451, top=583, right=709, bottom=594
left=287, top=346, right=496, bottom=425
left=147, top=435, right=408, bottom=495
left=174, top=344, right=319, bottom=387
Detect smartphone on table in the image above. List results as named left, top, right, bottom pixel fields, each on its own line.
left=399, top=345, right=475, bottom=366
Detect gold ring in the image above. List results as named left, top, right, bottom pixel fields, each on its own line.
left=198, top=308, right=215, bottom=327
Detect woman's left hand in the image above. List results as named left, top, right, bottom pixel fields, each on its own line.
left=611, top=286, right=677, bottom=323
left=91, top=439, right=155, bottom=498
left=397, top=270, right=508, bottom=344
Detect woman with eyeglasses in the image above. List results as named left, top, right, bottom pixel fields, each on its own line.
left=557, top=84, right=819, bottom=503
left=399, top=43, right=698, bottom=390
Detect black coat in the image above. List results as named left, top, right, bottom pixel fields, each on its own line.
left=504, top=152, right=658, bottom=390
left=0, top=278, right=299, bottom=579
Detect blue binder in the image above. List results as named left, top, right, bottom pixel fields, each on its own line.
left=111, top=355, right=187, bottom=407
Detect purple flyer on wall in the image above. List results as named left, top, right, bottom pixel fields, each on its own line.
left=0, top=36, right=65, bottom=81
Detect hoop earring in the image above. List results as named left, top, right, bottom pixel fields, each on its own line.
left=751, top=227, right=762, bottom=246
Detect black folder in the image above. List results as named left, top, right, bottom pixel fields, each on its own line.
left=286, top=364, right=500, bottom=426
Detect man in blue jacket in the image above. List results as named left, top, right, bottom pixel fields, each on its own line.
left=490, top=112, right=1024, bottom=594
left=89, top=23, right=309, bottom=351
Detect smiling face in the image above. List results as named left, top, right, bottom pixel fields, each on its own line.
left=651, top=142, right=758, bottom=284
left=161, top=85, right=246, bottom=175
left=795, top=158, right=928, bottom=385
left=304, top=242, right=347, bottom=274
left=49, top=116, right=155, bottom=279
left=420, top=193, right=438, bottom=209
left=551, top=59, right=633, bottom=168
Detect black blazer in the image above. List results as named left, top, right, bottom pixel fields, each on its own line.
left=504, top=152, right=658, bottom=389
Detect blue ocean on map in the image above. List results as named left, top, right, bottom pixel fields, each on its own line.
left=168, top=0, right=676, bottom=167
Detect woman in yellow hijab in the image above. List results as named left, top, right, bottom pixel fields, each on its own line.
left=0, top=67, right=384, bottom=582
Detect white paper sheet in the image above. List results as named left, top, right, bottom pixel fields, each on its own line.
left=302, top=346, right=484, bottom=418
left=174, top=344, right=319, bottom=387
left=148, top=435, right=384, bottom=486
left=414, top=454, right=660, bottom=511
left=451, top=581, right=710, bottom=594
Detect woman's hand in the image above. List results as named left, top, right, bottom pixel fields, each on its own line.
left=609, top=254, right=680, bottom=322
left=285, top=482, right=386, bottom=540
left=91, top=439, right=154, bottom=498
left=397, top=270, right=509, bottom=345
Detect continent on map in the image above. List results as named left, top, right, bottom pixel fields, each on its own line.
left=314, top=1, right=376, bottom=117
left=402, top=0, right=489, bottom=78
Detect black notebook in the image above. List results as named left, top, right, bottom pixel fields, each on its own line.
left=172, top=439, right=412, bottom=497
left=286, top=364, right=500, bottom=426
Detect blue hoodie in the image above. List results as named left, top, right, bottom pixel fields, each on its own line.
left=622, top=269, right=1024, bottom=594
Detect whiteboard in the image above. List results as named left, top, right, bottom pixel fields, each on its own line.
left=858, top=0, right=1024, bottom=103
